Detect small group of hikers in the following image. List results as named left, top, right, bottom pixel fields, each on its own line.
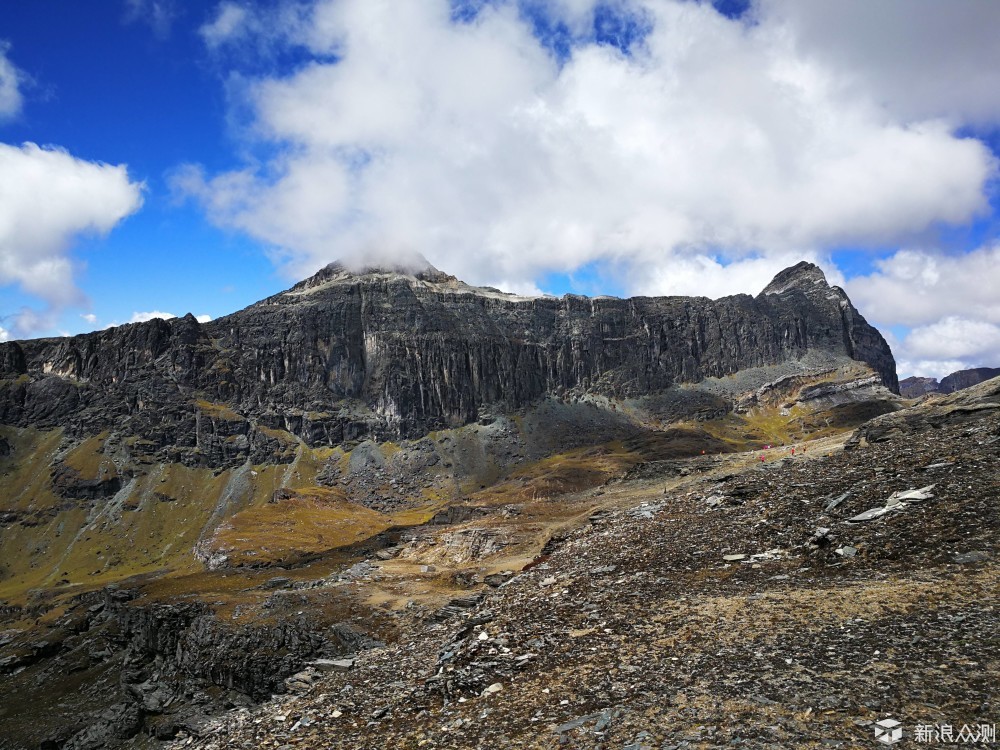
left=758, top=443, right=805, bottom=462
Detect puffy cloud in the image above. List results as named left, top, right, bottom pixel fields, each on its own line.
left=757, top=0, right=1000, bottom=126
left=0, top=325, right=9, bottom=342
left=632, top=250, right=843, bottom=299
left=0, top=43, right=24, bottom=120
left=179, top=0, right=997, bottom=297
left=0, top=143, right=144, bottom=334
left=845, top=246, right=1000, bottom=328
left=894, top=317, right=1000, bottom=380
left=128, top=310, right=176, bottom=323
left=904, top=317, right=1000, bottom=362
left=110, top=311, right=213, bottom=326
left=843, top=246, right=1000, bottom=377
left=198, top=1, right=311, bottom=57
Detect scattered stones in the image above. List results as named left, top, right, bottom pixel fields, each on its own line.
left=847, top=484, right=937, bottom=522
left=888, top=484, right=935, bottom=503
left=809, top=527, right=833, bottom=547
left=823, top=491, right=850, bottom=512
left=704, top=494, right=725, bottom=508
left=66, top=374, right=994, bottom=750
left=483, top=572, right=514, bottom=587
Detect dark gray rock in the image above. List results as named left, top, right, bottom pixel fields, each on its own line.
left=940, top=367, right=1000, bottom=393
left=0, top=261, right=896, bottom=467
left=899, top=376, right=941, bottom=398
left=900, top=367, right=1000, bottom=398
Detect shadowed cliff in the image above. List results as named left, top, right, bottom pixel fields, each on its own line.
left=0, top=259, right=896, bottom=459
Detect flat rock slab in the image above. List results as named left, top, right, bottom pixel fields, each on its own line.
left=847, top=507, right=890, bottom=523
left=311, top=658, right=355, bottom=672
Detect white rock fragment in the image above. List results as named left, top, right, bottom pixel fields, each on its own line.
left=482, top=682, right=503, bottom=696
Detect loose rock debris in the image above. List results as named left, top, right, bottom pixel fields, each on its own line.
left=169, top=378, right=1000, bottom=750
left=847, top=484, right=935, bottom=523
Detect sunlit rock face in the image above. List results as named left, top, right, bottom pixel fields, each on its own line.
left=0, top=259, right=896, bottom=460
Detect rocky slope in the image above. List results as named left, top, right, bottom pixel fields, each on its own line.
left=0, top=259, right=904, bottom=748
left=161, top=376, right=1000, bottom=750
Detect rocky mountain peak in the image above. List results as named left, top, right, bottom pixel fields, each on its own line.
left=291, top=251, right=457, bottom=293
left=761, top=261, right=829, bottom=296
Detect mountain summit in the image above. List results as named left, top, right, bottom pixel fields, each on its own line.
left=761, top=261, right=830, bottom=296
left=0, top=260, right=897, bottom=460
left=291, top=251, right=459, bottom=291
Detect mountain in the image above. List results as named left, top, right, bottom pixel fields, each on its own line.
left=0, top=258, right=896, bottom=456
left=899, top=366, right=1000, bottom=398
left=0, top=259, right=904, bottom=748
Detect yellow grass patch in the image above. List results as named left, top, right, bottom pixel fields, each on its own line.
left=210, top=486, right=393, bottom=567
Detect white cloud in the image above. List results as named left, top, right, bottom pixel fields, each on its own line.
left=904, top=317, right=1000, bottom=361
left=898, top=359, right=971, bottom=383
left=632, top=250, right=844, bottom=299
left=128, top=310, right=176, bottom=323
left=845, top=246, right=1000, bottom=328
left=200, top=2, right=251, bottom=48
left=0, top=143, right=144, bottom=334
left=757, top=0, right=1000, bottom=126
left=177, top=0, right=997, bottom=298
left=0, top=43, right=24, bottom=120
left=80, top=313, right=98, bottom=324
left=0, top=325, right=9, bottom=342
left=198, top=1, right=311, bottom=57
left=107, top=311, right=212, bottom=327
left=892, top=317, right=1000, bottom=380
left=843, top=246, right=1000, bottom=377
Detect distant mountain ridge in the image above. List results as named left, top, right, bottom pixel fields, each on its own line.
left=899, top=367, right=1000, bottom=398
left=0, top=259, right=896, bottom=466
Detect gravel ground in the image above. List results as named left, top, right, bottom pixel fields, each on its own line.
left=171, top=380, right=1000, bottom=750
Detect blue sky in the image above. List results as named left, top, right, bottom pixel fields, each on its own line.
left=2, top=0, right=1000, bottom=379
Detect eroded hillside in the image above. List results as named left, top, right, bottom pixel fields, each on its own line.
left=0, top=260, right=910, bottom=748
left=164, top=376, right=1000, bottom=750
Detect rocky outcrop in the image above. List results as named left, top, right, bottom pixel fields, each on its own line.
left=107, top=595, right=368, bottom=700
left=899, top=376, right=940, bottom=398
left=0, top=585, right=374, bottom=749
left=0, top=260, right=897, bottom=464
left=899, top=367, right=1000, bottom=399
left=940, top=366, right=1000, bottom=393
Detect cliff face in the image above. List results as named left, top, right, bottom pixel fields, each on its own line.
left=899, top=367, right=1000, bottom=398
left=0, top=259, right=896, bottom=460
